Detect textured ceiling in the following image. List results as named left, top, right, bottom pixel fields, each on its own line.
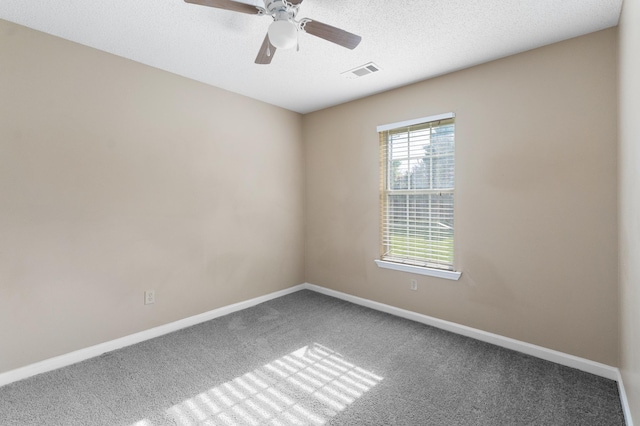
left=0, top=0, right=623, bottom=114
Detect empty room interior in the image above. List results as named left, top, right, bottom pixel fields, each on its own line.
left=0, top=0, right=639, bottom=425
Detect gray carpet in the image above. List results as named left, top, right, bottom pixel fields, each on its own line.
left=0, top=290, right=625, bottom=425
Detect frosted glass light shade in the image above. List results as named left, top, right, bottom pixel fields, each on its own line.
left=268, top=20, right=297, bottom=50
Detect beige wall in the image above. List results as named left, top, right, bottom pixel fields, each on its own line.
left=304, top=29, right=619, bottom=365
left=0, top=15, right=625, bottom=383
left=619, top=0, right=640, bottom=421
left=0, top=19, right=305, bottom=373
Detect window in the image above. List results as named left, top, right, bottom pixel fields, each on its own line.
left=376, top=113, right=460, bottom=280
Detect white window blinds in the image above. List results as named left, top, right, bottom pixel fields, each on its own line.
left=378, top=113, right=455, bottom=271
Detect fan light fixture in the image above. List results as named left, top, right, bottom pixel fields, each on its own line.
left=183, top=0, right=362, bottom=65
left=268, top=20, right=297, bottom=50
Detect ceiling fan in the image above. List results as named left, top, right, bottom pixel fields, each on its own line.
left=184, top=0, right=362, bottom=64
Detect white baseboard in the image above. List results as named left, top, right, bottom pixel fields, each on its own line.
left=303, top=283, right=635, bottom=424
left=1, top=282, right=632, bottom=426
left=616, top=369, right=635, bottom=426
left=302, top=283, right=619, bottom=380
left=0, top=284, right=306, bottom=388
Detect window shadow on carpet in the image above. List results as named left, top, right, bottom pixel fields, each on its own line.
left=130, top=343, right=383, bottom=426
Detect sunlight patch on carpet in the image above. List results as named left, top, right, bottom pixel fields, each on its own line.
left=131, top=343, right=383, bottom=425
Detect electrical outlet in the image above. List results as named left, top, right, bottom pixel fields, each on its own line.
left=410, top=279, right=418, bottom=291
left=144, top=290, right=155, bottom=305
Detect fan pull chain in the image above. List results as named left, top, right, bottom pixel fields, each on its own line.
left=267, top=45, right=271, bottom=57
left=296, top=30, right=300, bottom=52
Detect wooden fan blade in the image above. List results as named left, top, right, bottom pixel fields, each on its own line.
left=184, top=0, right=261, bottom=15
left=255, top=34, right=276, bottom=64
left=287, top=0, right=304, bottom=4
left=302, top=20, right=362, bottom=50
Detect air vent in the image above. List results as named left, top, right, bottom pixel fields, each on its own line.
left=342, top=62, right=381, bottom=79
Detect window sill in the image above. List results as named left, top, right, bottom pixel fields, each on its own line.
left=374, top=260, right=462, bottom=281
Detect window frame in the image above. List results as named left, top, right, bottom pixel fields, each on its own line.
left=375, top=113, right=461, bottom=281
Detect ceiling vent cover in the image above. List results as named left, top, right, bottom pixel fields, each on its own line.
left=342, top=62, right=381, bottom=79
